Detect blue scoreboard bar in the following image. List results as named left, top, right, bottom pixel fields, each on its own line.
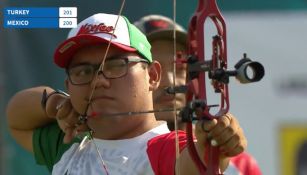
left=4, top=18, right=59, bottom=28
left=4, top=7, right=59, bottom=17
left=3, top=7, right=77, bottom=28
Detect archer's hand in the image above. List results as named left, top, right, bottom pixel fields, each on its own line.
left=45, top=93, right=89, bottom=143
left=195, top=113, right=247, bottom=157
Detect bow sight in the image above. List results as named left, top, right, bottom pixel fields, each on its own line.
left=187, top=52, right=265, bottom=86
left=167, top=52, right=265, bottom=109
left=172, top=52, right=265, bottom=123
left=234, top=53, right=265, bottom=84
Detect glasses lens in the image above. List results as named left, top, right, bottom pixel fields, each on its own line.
left=103, top=59, right=127, bottom=78
left=67, top=57, right=146, bottom=84
left=68, top=65, right=95, bottom=84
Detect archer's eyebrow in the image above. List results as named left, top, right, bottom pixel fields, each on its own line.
left=67, top=62, right=93, bottom=69
left=105, top=54, right=135, bottom=60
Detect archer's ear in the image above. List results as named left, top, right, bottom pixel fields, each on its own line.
left=148, top=61, right=161, bottom=91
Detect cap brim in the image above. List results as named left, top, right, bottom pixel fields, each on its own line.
left=146, top=30, right=187, bottom=45
left=54, top=35, right=136, bottom=68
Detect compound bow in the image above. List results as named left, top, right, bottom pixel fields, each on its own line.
left=173, top=0, right=265, bottom=174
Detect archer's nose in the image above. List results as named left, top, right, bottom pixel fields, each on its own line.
left=90, top=71, right=111, bottom=89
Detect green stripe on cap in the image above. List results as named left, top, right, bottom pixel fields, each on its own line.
left=123, top=17, right=152, bottom=63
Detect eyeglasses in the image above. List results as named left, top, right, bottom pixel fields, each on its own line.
left=66, top=56, right=149, bottom=85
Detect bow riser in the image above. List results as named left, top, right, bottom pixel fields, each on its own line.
left=185, top=0, right=229, bottom=174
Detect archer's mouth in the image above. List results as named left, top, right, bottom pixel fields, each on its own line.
left=85, top=95, right=115, bottom=102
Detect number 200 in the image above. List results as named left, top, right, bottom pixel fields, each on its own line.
left=63, top=21, right=72, bottom=26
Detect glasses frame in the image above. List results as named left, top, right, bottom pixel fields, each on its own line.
left=66, top=56, right=149, bottom=85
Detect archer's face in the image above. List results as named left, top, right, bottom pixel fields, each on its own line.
left=151, top=39, right=187, bottom=124
left=65, top=44, right=155, bottom=136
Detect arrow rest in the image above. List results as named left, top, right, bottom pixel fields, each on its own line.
left=180, top=100, right=219, bottom=122
left=180, top=100, right=207, bottom=122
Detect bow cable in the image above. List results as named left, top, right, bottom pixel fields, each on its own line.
left=171, top=0, right=182, bottom=175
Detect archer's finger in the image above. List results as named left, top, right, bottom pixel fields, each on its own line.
left=56, top=99, right=73, bottom=120
left=195, top=118, right=217, bottom=145
left=212, top=124, right=237, bottom=146
left=62, top=109, right=79, bottom=126
left=223, top=139, right=246, bottom=157
left=209, top=113, right=232, bottom=138
left=45, top=93, right=68, bottom=117
left=199, top=118, right=218, bottom=133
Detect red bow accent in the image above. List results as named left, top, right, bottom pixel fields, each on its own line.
left=180, top=0, right=264, bottom=174
left=183, top=0, right=229, bottom=174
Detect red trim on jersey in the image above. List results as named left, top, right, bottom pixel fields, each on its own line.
left=147, top=131, right=262, bottom=175
left=230, top=152, right=262, bottom=175
left=147, top=131, right=188, bottom=175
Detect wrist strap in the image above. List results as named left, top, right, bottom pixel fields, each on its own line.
left=41, top=89, right=69, bottom=111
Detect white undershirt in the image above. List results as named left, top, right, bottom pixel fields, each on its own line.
left=52, top=122, right=170, bottom=175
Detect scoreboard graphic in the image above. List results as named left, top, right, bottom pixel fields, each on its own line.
left=3, top=7, right=77, bottom=28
